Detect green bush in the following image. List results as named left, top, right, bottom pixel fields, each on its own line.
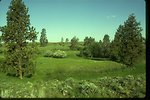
left=43, top=50, right=53, bottom=57
left=43, top=50, right=67, bottom=58
left=98, top=74, right=146, bottom=98
left=0, top=74, right=146, bottom=98
left=77, top=80, right=99, bottom=97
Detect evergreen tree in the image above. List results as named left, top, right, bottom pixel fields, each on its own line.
left=82, top=37, right=95, bottom=57
left=110, top=25, right=123, bottom=61
left=70, top=36, right=79, bottom=50
left=61, top=37, right=64, bottom=43
left=102, top=34, right=110, bottom=58
left=120, top=14, right=143, bottom=66
left=98, top=40, right=103, bottom=57
left=40, top=28, right=48, bottom=46
left=1, top=0, right=37, bottom=79
left=65, top=38, right=69, bottom=43
left=91, top=42, right=102, bottom=58
left=60, top=37, right=64, bottom=46
left=111, top=14, right=144, bottom=66
left=83, top=37, right=95, bottom=46
left=99, top=40, right=102, bottom=44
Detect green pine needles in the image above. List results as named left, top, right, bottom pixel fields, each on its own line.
left=40, top=28, right=48, bottom=47
left=80, top=14, right=144, bottom=67
left=111, top=14, right=144, bottom=66
left=1, top=0, right=37, bottom=79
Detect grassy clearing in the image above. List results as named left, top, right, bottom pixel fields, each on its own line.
left=35, top=43, right=145, bottom=81
left=0, top=43, right=146, bottom=82
left=35, top=56, right=125, bottom=81
left=0, top=43, right=146, bottom=98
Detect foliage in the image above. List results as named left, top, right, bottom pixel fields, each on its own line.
left=44, top=50, right=67, bottom=58
left=0, top=43, right=146, bottom=97
left=53, top=50, right=67, bottom=58
left=0, top=74, right=146, bottom=98
left=0, top=48, right=3, bottom=54
left=43, top=50, right=53, bottom=57
left=110, top=14, right=144, bottom=66
left=90, top=42, right=103, bottom=58
left=40, top=28, right=48, bottom=47
left=98, top=74, right=146, bottom=98
left=78, top=14, right=144, bottom=67
left=65, top=38, right=69, bottom=43
left=79, top=37, right=95, bottom=57
left=70, top=36, right=79, bottom=50
left=80, top=35, right=111, bottom=58
left=77, top=80, right=99, bottom=97
left=101, top=34, right=111, bottom=58
left=110, top=25, right=123, bottom=61
left=0, top=36, right=2, bottom=47
left=1, top=0, right=37, bottom=79
left=59, top=37, right=64, bottom=46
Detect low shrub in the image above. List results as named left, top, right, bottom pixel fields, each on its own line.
left=98, top=74, right=146, bottom=98
left=53, top=50, right=67, bottom=58
left=0, top=74, right=146, bottom=98
left=43, top=50, right=53, bottom=57
left=44, top=50, right=67, bottom=58
left=77, top=80, right=99, bottom=97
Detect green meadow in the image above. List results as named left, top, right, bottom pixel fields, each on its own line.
left=0, top=43, right=146, bottom=98
left=0, top=0, right=146, bottom=98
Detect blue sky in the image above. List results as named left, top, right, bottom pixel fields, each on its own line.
left=0, top=0, right=146, bottom=42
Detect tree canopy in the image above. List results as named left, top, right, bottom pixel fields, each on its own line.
left=40, top=28, right=48, bottom=46
left=70, top=36, right=79, bottom=50
left=111, top=14, right=144, bottom=66
left=1, top=0, right=37, bottom=79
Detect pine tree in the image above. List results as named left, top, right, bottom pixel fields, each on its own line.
left=102, top=34, right=110, bottom=58
left=82, top=37, right=95, bottom=57
left=83, top=37, right=95, bottom=46
left=120, top=14, right=143, bottom=66
left=40, top=28, right=48, bottom=46
left=91, top=42, right=102, bottom=58
left=61, top=37, right=64, bottom=43
left=110, top=25, right=123, bottom=61
left=112, top=14, right=144, bottom=66
left=65, top=38, right=69, bottom=43
left=60, top=37, right=64, bottom=46
left=70, top=36, right=79, bottom=50
left=1, top=0, right=37, bottom=79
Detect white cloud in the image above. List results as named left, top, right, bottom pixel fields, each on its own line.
left=106, top=15, right=117, bottom=19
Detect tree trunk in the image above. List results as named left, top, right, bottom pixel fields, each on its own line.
left=18, top=58, right=23, bottom=79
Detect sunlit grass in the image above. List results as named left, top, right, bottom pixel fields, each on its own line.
left=0, top=42, right=146, bottom=82
left=0, top=43, right=146, bottom=98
